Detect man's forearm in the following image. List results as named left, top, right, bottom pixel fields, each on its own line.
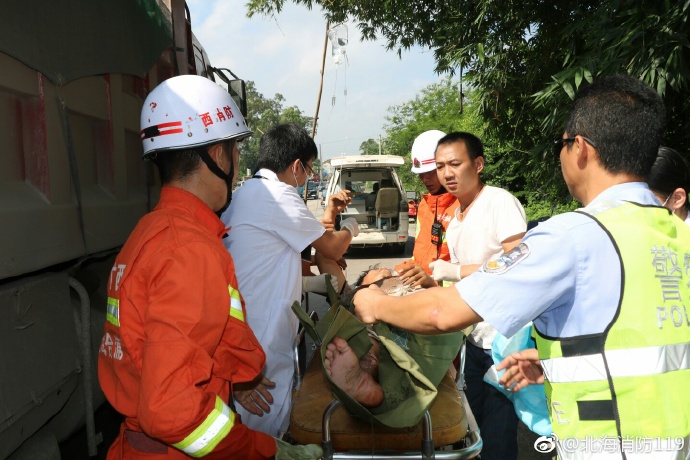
left=321, top=216, right=335, bottom=231
left=313, top=229, right=352, bottom=260
left=322, top=207, right=338, bottom=223
left=362, top=286, right=482, bottom=334
left=459, top=264, right=481, bottom=279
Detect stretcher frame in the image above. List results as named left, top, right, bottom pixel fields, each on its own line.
left=292, top=314, right=483, bottom=460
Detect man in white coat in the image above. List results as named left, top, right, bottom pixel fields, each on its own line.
left=221, top=123, right=358, bottom=437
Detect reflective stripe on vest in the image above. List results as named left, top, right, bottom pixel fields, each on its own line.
left=106, top=297, right=120, bottom=327
left=542, top=342, right=690, bottom=383
left=534, top=201, right=690, bottom=451
left=172, top=395, right=234, bottom=457
left=228, top=286, right=244, bottom=322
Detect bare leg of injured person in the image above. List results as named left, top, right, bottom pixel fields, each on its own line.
left=324, top=336, right=385, bottom=408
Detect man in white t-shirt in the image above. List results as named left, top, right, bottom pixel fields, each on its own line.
left=220, top=123, right=359, bottom=437
left=429, top=132, right=526, bottom=460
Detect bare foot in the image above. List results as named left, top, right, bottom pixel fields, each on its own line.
left=324, top=337, right=384, bottom=408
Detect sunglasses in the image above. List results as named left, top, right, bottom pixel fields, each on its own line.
left=553, top=136, right=598, bottom=156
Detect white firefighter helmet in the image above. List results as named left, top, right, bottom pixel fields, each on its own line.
left=140, top=75, right=252, bottom=158
left=410, top=130, right=446, bottom=174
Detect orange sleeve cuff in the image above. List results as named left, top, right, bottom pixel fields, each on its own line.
left=394, top=260, right=412, bottom=272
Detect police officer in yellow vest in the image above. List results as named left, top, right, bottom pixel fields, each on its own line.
left=353, top=74, right=690, bottom=459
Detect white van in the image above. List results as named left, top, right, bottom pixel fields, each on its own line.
left=323, top=155, right=409, bottom=253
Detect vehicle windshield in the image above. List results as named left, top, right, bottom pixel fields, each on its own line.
left=343, top=180, right=374, bottom=197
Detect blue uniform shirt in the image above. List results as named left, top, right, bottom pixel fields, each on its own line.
left=457, top=182, right=661, bottom=339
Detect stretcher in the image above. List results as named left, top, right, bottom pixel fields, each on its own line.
left=291, top=320, right=482, bottom=460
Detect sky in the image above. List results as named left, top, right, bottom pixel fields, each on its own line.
left=186, top=0, right=443, bottom=162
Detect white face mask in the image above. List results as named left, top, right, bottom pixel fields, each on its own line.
left=293, top=162, right=308, bottom=188
left=660, top=191, right=687, bottom=219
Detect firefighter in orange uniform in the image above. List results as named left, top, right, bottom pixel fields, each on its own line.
left=396, top=130, right=459, bottom=287
left=98, top=75, right=322, bottom=459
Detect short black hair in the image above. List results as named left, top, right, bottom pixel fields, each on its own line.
left=255, top=123, right=317, bottom=173
left=340, top=265, right=384, bottom=307
left=648, top=146, right=690, bottom=208
left=152, top=139, right=237, bottom=185
left=436, top=131, right=484, bottom=160
left=152, top=148, right=202, bottom=185
left=565, top=74, right=666, bottom=178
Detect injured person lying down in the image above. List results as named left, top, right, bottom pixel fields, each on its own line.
left=294, top=264, right=464, bottom=428
left=325, top=267, right=424, bottom=408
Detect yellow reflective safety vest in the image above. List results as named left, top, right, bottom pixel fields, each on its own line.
left=533, top=201, right=690, bottom=458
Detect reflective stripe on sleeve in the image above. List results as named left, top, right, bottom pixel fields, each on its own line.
left=173, top=395, right=234, bottom=457
left=542, top=342, right=690, bottom=383
left=228, top=286, right=244, bottom=322
left=106, top=297, right=120, bottom=327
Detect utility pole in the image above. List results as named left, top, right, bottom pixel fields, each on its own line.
left=311, top=21, right=330, bottom=139
left=378, top=135, right=382, bottom=155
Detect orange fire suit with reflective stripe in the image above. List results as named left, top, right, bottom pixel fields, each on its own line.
left=396, top=192, right=459, bottom=274
left=98, top=186, right=276, bottom=459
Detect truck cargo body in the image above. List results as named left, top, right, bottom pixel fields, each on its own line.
left=0, top=1, right=215, bottom=457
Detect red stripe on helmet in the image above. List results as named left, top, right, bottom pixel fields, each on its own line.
left=157, top=121, right=183, bottom=129
left=140, top=121, right=183, bottom=140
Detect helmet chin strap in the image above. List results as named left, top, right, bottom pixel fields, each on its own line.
left=197, top=149, right=234, bottom=214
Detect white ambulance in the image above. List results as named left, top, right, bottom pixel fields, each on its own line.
left=323, top=155, right=409, bottom=253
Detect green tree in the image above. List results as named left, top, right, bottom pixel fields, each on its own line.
left=246, top=0, right=690, bottom=210
left=380, top=78, right=574, bottom=219
left=381, top=79, right=485, bottom=188
left=359, top=138, right=380, bottom=155
left=240, top=81, right=313, bottom=177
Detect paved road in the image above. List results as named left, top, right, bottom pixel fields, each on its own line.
left=305, top=198, right=553, bottom=459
